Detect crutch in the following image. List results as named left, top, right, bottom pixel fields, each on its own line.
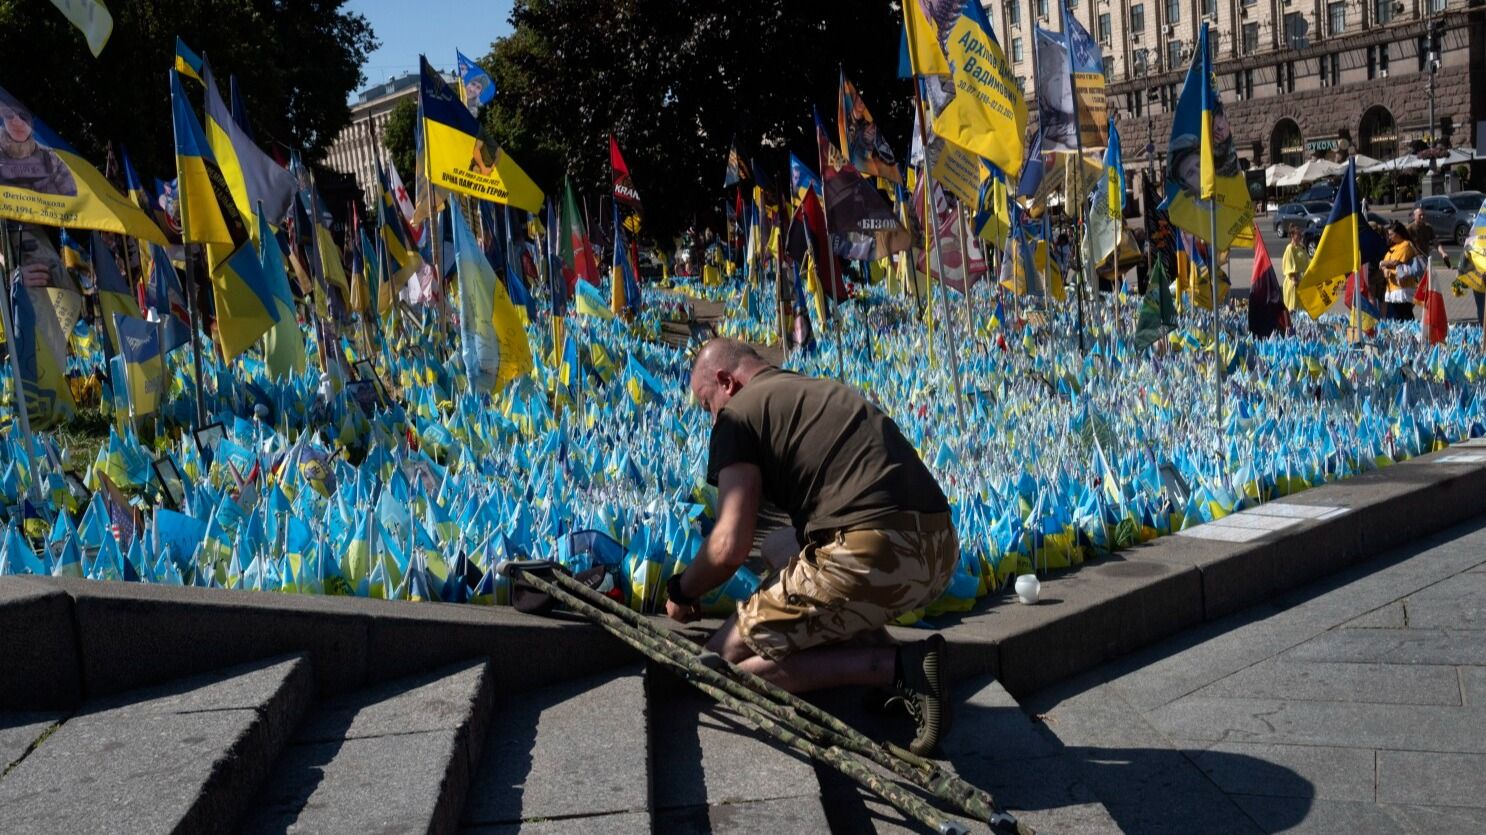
left=500, top=560, right=1031, bottom=835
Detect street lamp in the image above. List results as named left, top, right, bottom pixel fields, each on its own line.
left=1426, top=18, right=1440, bottom=176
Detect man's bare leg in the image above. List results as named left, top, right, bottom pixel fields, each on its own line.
left=704, top=614, right=896, bottom=694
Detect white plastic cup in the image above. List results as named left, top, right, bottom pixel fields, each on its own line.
left=1014, top=574, right=1041, bottom=605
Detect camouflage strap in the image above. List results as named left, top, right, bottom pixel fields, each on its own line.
left=518, top=567, right=1032, bottom=835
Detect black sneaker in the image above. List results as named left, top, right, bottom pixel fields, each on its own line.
left=894, top=634, right=950, bottom=756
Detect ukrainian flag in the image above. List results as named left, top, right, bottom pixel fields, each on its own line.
left=111, top=313, right=163, bottom=418
left=574, top=280, right=614, bottom=319
left=0, top=85, right=166, bottom=245
left=449, top=200, right=532, bottom=390
left=1158, top=23, right=1254, bottom=250
left=418, top=56, right=542, bottom=212
left=89, top=232, right=140, bottom=355
left=610, top=202, right=642, bottom=317
left=119, top=146, right=152, bottom=213
left=901, top=0, right=950, bottom=76
left=1298, top=158, right=1384, bottom=319
left=10, top=279, right=76, bottom=429
left=202, top=63, right=295, bottom=230
left=376, top=165, right=421, bottom=290
left=256, top=212, right=307, bottom=378
left=174, top=36, right=204, bottom=84
left=932, top=0, right=1027, bottom=179
left=170, top=70, right=279, bottom=359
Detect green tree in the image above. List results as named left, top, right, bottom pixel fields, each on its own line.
left=379, top=0, right=908, bottom=243
left=0, top=0, right=376, bottom=186
left=382, top=97, right=418, bottom=186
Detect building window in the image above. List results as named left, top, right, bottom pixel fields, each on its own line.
left=1038, top=0, right=1049, bottom=19
left=1379, top=43, right=1389, bottom=75
left=1426, top=0, right=1445, bottom=12
left=1015, top=74, right=1026, bottom=91
left=1007, top=1, right=1021, bottom=27
left=1242, top=22, right=1259, bottom=53
left=1013, top=37, right=1024, bottom=62
left=1367, top=45, right=1377, bottom=78
left=1283, top=12, right=1308, bottom=48
left=1319, top=53, right=1333, bottom=86
left=1165, top=0, right=1180, bottom=24
left=1131, top=3, right=1145, bottom=32
left=1277, top=60, right=1295, bottom=93
left=1242, top=0, right=1257, bottom=5
left=1374, top=0, right=1394, bottom=24
left=1327, top=2, right=1346, bottom=36
left=1099, top=13, right=1112, bottom=43
left=1167, top=39, right=1184, bottom=69
left=1233, top=69, right=1254, bottom=99
left=1201, top=0, right=1216, bottom=17
left=1103, top=55, right=1115, bottom=81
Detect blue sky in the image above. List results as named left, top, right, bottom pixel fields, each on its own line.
left=348, top=0, right=513, bottom=92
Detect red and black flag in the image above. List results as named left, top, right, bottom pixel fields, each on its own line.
left=610, top=135, right=642, bottom=213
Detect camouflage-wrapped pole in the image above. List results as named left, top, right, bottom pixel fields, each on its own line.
left=502, top=561, right=1030, bottom=835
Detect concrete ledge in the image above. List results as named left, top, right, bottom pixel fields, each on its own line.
left=0, top=576, right=81, bottom=709
left=928, top=445, right=1486, bottom=697
left=0, top=578, right=636, bottom=710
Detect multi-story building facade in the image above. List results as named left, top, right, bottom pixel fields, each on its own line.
left=991, top=0, right=1484, bottom=181
left=323, top=72, right=421, bottom=205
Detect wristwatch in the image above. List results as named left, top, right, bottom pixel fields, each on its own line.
left=667, top=573, right=698, bottom=606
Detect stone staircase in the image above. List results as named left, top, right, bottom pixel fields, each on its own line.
left=0, top=579, right=1117, bottom=834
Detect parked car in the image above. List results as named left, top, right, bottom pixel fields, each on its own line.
left=1274, top=201, right=1333, bottom=235
left=1300, top=183, right=1337, bottom=203
left=1303, top=212, right=1389, bottom=256
left=1416, top=191, right=1485, bottom=245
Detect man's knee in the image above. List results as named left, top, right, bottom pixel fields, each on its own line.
left=707, top=616, right=758, bottom=664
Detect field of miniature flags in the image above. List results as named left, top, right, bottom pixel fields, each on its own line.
left=3, top=277, right=1486, bottom=623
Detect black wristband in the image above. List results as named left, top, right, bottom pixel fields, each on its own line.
left=667, top=573, right=698, bottom=606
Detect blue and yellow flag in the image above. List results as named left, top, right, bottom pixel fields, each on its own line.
left=455, top=49, right=496, bottom=112
left=10, top=279, right=76, bottom=429
left=573, top=276, right=614, bottom=319
left=0, top=86, right=166, bottom=244
left=174, top=36, right=204, bottom=84
left=932, top=0, right=1027, bottom=179
left=1086, top=116, right=1125, bottom=266
left=419, top=56, right=542, bottom=212
left=170, top=70, right=279, bottom=359
left=376, top=165, right=420, bottom=291
left=257, top=212, right=306, bottom=378
left=1458, top=197, right=1486, bottom=292
left=119, top=146, right=152, bottom=213
left=610, top=201, right=642, bottom=318
left=1158, top=23, right=1253, bottom=250
left=202, top=63, right=295, bottom=230
left=1298, top=157, right=1384, bottom=319
left=900, top=0, right=950, bottom=77
left=450, top=200, right=532, bottom=390
left=789, top=153, right=822, bottom=202
left=111, top=313, right=163, bottom=417
left=90, top=232, right=140, bottom=354
left=48, top=0, right=112, bottom=57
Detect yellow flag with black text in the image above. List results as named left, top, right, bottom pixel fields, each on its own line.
left=931, top=0, right=1027, bottom=179
left=418, top=57, right=542, bottom=213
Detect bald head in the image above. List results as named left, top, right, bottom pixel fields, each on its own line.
left=689, top=338, right=770, bottom=418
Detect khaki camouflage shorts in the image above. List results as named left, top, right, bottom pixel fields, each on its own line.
left=736, top=513, right=958, bottom=662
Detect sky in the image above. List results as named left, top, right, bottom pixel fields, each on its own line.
left=347, top=0, right=513, bottom=93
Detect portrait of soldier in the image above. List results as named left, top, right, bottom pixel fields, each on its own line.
left=0, top=95, right=77, bottom=197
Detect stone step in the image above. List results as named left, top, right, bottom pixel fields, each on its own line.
left=810, top=674, right=1121, bottom=834
left=0, top=654, right=312, bottom=834
left=649, top=667, right=830, bottom=834
left=461, top=666, right=649, bottom=833
left=240, top=658, right=492, bottom=835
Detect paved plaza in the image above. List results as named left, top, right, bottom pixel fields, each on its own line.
left=1024, top=514, right=1486, bottom=834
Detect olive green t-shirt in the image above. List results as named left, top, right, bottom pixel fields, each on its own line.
left=705, top=367, right=949, bottom=540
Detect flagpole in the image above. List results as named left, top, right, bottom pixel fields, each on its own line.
left=1209, top=189, right=1222, bottom=434
left=911, top=79, right=967, bottom=430
left=1062, top=0, right=1089, bottom=354
left=955, top=202, right=977, bottom=349
left=0, top=221, right=43, bottom=502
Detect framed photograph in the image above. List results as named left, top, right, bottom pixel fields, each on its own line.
left=63, top=471, right=89, bottom=503
left=152, top=457, right=185, bottom=510
left=1158, top=463, right=1191, bottom=506
left=193, top=422, right=226, bottom=466
left=346, top=379, right=380, bottom=418
left=353, top=360, right=390, bottom=405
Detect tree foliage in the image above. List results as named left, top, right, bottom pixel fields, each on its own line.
left=0, top=0, right=376, bottom=187
left=382, top=97, right=418, bottom=188
left=468, top=0, right=909, bottom=242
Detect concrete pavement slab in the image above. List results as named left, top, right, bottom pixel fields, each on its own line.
left=1194, top=659, right=1464, bottom=706
left=1343, top=603, right=1408, bottom=629
left=1146, top=697, right=1486, bottom=753
left=1281, top=628, right=1486, bottom=666
left=1455, top=666, right=1486, bottom=706
left=1377, top=750, right=1486, bottom=808
left=1188, top=742, right=1377, bottom=802
left=0, top=712, right=61, bottom=772
left=463, top=811, right=651, bottom=834
left=1229, top=795, right=1405, bottom=835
